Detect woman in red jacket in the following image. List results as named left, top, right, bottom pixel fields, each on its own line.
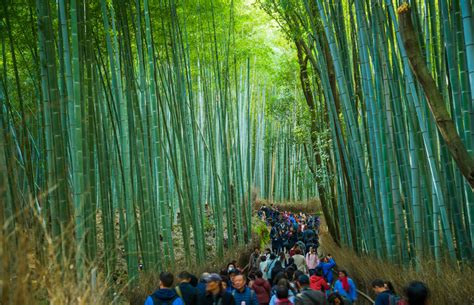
left=251, top=270, right=271, bottom=305
left=309, top=269, right=330, bottom=293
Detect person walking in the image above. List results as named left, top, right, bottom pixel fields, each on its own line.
left=251, top=270, right=271, bottom=305
left=145, top=272, right=184, bottom=305
left=405, top=281, right=429, bottom=305
left=198, top=273, right=235, bottom=305
left=176, top=271, right=200, bottom=305
left=371, top=279, right=393, bottom=305
left=294, top=274, right=327, bottom=305
left=231, top=274, right=259, bottom=305
left=292, top=249, right=307, bottom=273
left=333, top=271, right=357, bottom=304
left=275, top=285, right=293, bottom=305
left=305, top=247, right=319, bottom=272
left=249, top=247, right=261, bottom=270
left=309, top=269, right=329, bottom=293
left=265, top=253, right=278, bottom=281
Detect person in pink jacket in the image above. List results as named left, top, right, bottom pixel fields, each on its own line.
left=305, top=246, right=319, bottom=271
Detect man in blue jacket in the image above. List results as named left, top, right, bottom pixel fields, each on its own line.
left=145, top=272, right=184, bottom=305
left=231, top=274, right=259, bottom=305
left=316, top=255, right=336, bottom=284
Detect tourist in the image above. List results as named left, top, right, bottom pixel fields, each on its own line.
left=265, top=253, right=278, bottom=280
left=371, top=279, right=393, bottom=305
left=405, top=281, right=429, bottom=305
left=249, top=247, right=261, bottom=270
left=251, top=270, right=271, bottom=305
left=309, top=269, right=329, bottom=293
left=270, top=260, right=284, bottom=285
left=269, top=279, right=296, bottom=305
left=231, top=274, right=259, bottom=305
left=294, top=274, right=327, bottom=305
left=145, top=272, right=184, bottom=305
left=316, top=255, right=336, bottom=284
left=197, top=272, right=210, bottom=295
left=275, top=285, right=293, bottom=305
left=333, top=270, right=357, bottom=304
left=198, top=273, right=235, bottom=305
left=278, top=252, right=287, bottom=268
left=292, top=249, right=307, bottom=273
left=176, top=271, right=200, bottom=305
left=305, top=247, right=319, bottom=271
left=260, top=255, right=269, bottom=279
left=327, top=293, right=345, bottom=305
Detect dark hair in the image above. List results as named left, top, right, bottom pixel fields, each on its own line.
left=255, top=270, right=263, bottom=278
left=189, top=274, right=198, bottom=287
left=328, top=292, right=345, bottom=305
left=385, top=281, right=396, bottom=294
left=276, top=285, right=289, bottom=299
left=270, top=253, right=277, bottom=260
left=297, top=274, right=310, bottom=285
left=274, top=260, right=282, bottom=268
left=371, top=279, right=385, bottom=288
left=284, top=267, right=294, bottom=282
left=338, top=270, right=348, bottom=277
left=160, top=272, right=174, bottom=288
left=405, top=281, right=429, bottom=305
left=178, top=271, right=192, bottom=280
left=260, top=255, right=267, bottom=262
left=295, top=249, right=301, bottom=255
left=315, top=268, right=324, bottom=277
left=276, top=278, right=291, bottom=290
left=273, top=271, right=287, bottom=286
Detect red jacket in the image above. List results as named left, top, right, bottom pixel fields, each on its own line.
left=309, top=275, right=330, bottom=291
left=251, top=278, right=271, bottom=304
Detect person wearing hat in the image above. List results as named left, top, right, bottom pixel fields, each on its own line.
left=294, top=274, right=327, bottom=305
left=198, top=273, right=235, bottom=305
left=145, top=272, right=184, bottom=305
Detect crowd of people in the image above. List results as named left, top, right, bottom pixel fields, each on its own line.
left=145, top=205, right=431, bottom=305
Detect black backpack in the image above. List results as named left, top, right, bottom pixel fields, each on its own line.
left=151, top=294, right=178, bottom=305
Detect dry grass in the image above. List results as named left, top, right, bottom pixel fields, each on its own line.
left=319, top=231, right=474, bottom=305
left=0, top=226, right=113, bottom=305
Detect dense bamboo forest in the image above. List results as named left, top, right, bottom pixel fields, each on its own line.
left=0, top=0, right=473, bottom=302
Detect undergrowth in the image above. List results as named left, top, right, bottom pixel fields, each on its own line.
left=319, top=231, right=474, bottom=305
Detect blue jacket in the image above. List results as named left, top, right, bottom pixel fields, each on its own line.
left=333, top=278, right=357, bottom=302
left=145, top=288, right=184, bottom=305
left=374, top=291, right=392, bottom=305
left=196, top=282, right=207, bottom=296
left=317, top=258, right=336, bottom=283
left=232, top=287, right=259, bottom=305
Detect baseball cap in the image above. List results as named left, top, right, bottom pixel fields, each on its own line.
left=204, top=273, right=222, bottom=283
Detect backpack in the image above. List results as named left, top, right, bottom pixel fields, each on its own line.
left=151, top=294, right=178, bottom=305
left=389, top=294, right=408, bottom=305
left=174, top=286, right=186, bottom=305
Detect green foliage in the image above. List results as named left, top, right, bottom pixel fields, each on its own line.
left=252, top=216, right=270, bottom=249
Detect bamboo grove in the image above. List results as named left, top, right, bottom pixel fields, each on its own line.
left=0, top=0, right=318, bottom=285
left=259, top=0, right=474, bottom=266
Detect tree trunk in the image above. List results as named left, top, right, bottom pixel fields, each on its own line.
left=398, top=3, right=474, bottom=190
